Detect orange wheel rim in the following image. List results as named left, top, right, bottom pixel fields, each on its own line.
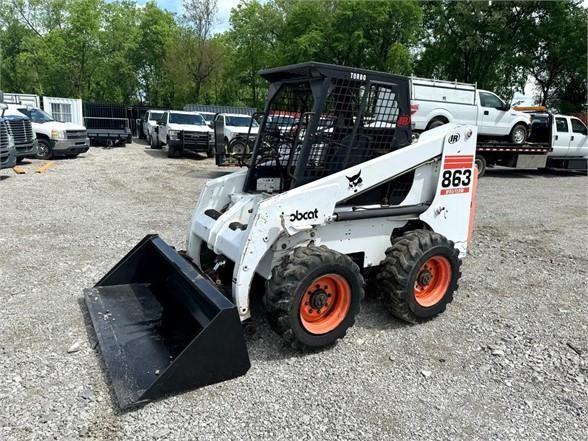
left=414, top=256, right=452, bottom=307
left=299, top=274, right=351, bottom=335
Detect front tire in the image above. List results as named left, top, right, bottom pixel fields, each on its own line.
left=264, top=246, right=364, bottom=350
left=510, top=123, right=527, bottom=145
left=150, top=134, right=160, bottom=150
left=167, top=140, right=181, bottom=158
left=376, top=230, right=461, bottom=323
left=35, top=139, right=53, bottom=160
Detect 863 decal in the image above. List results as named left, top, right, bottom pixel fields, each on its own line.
left=440, top=155, right=474, bottom=195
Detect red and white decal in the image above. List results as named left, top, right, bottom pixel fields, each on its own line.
left=440, top=155, right=474, bottom=196
left=443, top=155, right=474, bottom=169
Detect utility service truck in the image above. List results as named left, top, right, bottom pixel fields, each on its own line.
left=85, top=62, right=479, bottom=409
left=411, top=77, right=531, bottom=145
left=151, top=110, right=215, bottom=158
left=7, top=104, right=89, bottom=160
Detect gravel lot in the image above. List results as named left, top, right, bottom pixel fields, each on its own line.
left=0, top=141, right=586, bottom=440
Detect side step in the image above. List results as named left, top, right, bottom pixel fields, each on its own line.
left=84, top=234, right=250, bottom=409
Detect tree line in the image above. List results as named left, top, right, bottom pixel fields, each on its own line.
left=0, top=0, right=585, bottom=113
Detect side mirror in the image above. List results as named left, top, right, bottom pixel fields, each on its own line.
left=0, top=103, right=7, bottom=110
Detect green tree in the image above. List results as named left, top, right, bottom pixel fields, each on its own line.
left=519, top=1, right=587, bottom=111
left=415, top=1, right=530, bottom=99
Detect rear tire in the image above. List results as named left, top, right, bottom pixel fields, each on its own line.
left=376, top=230, right=461, bottom=323
left=510, top=123, right=527, bottom=145
left=264, top=246, right=364, bottom=350
left=427, top=118, right=447, bottom=130
left=475, top=155, right=487, bottom=177
left=35, top=139, right=53, bottom=160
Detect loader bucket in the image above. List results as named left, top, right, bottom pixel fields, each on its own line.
left=84, top=234, right=250, bottom=409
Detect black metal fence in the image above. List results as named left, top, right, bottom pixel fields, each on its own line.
left=183, top=104, right=256, bottom=116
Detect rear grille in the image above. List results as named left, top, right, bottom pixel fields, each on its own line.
left=66, top=130, right=87, bottom=139
left=7, top=119, right=34, bottom=145
left=0, top=121, right=10, bottom=153
left=182, top=131, right=209, bottom=146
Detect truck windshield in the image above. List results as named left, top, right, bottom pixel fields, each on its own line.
left=226, top=116, right=258, bottom=127
left=148, top=112, right=164, bottom=121
left=169, top=113, right=206, bottom=125
left=200, top=113, right=215, bottom=122
left=17, top=107, right=54, bottom=123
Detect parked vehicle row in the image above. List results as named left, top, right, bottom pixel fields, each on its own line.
left=141, top=108, right=259, bottom=159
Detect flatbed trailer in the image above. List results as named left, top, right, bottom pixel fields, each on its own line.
left=475, top=140, right=552, bottom=176
left=84, top=103, right=132, bottom=147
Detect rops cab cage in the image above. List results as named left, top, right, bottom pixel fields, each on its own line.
left=243, top=62, right=412, bottom=194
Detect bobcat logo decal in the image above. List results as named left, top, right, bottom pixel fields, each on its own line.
left=346, top=170, right=363, bottom=193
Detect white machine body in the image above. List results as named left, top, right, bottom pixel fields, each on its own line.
left=187, top=124, right=478, bottom=320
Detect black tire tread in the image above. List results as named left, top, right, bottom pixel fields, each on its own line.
left=376, top=229, right=461, bottom=324
left=264, top=246, right=364, bottom=350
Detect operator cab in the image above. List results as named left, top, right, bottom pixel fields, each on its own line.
left=244, top=62, right=412, bottom=196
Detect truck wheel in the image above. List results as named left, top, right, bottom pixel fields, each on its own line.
left=16, top=157, right=24, bottom=164
left=427, top=118, right=447, bottom=130
left=167, top=143, right=181, bottom=158
left=228, top=138, right=249, bottom=157
left=35, top=139, right=53, bottom=160
left=510, top=123, right=527, bottom=145
left=264, top=246, right=364, bottom=350
left=474, top=155, right=487, bottom=177
left=207, top=145, right=215, bottom=158
left=150, top=134, right=160, bottom=150
left=376, top=229, right=461, bottom=323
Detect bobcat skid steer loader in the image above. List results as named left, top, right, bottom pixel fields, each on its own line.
left=85, top=62, right=479, bottom=409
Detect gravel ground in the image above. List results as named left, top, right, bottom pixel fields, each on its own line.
left=0, top=141, right=586, bottom=440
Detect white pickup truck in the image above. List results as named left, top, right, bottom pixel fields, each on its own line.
left=7, top=104, right=89, bottom=159
left=141, top=109, right=165, bottom=144
left=213, top=113, right=259, bottom=146
left=151, top=110, right=215, bottom=158
left=547, top=114, right=587, bottom=169
left=411, top=77, right=531, bottom=144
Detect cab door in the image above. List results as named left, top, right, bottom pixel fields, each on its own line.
left=552, top=117, right=571, bottom=156
left=159, top=112, right=169, bottom=143
left=478, top=91, right=511, bottom=136
left=569, top=117, right=588, bottom=157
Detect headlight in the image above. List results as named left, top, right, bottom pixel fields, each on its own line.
left=50, top=129, right=66, bottom=140
left=168, top=130, right=179, bottom=140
